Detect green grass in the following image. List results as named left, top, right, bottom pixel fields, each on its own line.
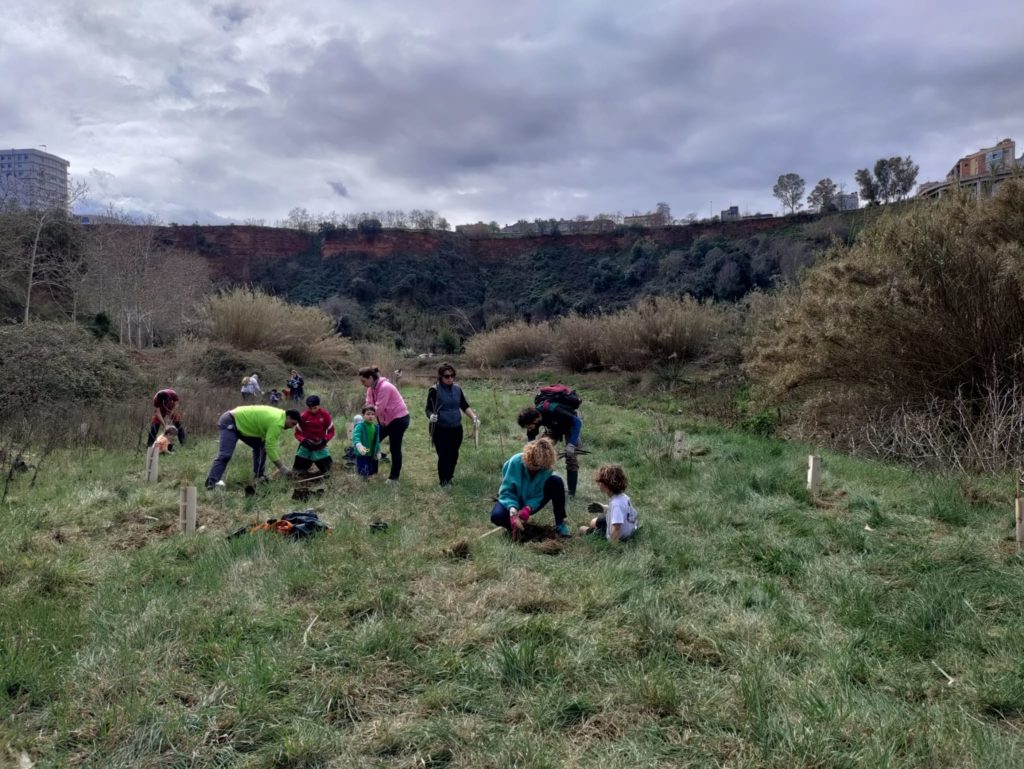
left=2, top=381, right=1024, bottom=767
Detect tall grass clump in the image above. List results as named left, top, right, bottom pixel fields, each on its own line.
left=747, top=181, right=1024, bottom=469
left=464, top=320, right=552, bottom=367
left=584, top=296, right=734, bottom=371
left=200, top=287, right=352, bottom=369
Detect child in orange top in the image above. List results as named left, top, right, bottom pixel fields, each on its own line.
left=153, top=425, right=179, bottom=454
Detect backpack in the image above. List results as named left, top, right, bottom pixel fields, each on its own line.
left=230, top=510, right=331, bottom=539
left=534, top=384, right=581, bottom=412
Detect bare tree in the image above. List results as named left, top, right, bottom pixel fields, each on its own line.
left=0, top=180, right=88, bottom=323
left=79, top=215, right=211, bottom=346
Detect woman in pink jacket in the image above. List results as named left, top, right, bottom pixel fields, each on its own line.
left=359, top=366, right=411, bottom=482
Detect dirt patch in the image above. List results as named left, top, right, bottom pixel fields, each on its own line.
left=110, top=517, right=178, bottom=551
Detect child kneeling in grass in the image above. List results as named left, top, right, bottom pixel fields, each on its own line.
left=580, top=464, right=638, bottom=543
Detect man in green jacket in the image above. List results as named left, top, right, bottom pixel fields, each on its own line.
left=205, top=406, right=301, bottom=488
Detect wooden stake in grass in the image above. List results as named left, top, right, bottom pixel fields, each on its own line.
left=1015, top=469, right=1023, bottom=551
left=179, top=485, right=197, bottom=534
left=671, top=431, right=687, bottom=460
left=807, top=455, right=821, bottom=498
left=146, top=445, right=159, bottom=483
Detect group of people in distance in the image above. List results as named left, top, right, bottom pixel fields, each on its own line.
left=151, top=363, right=638, bottom=543
left=240, top=370, right=306, bottom=406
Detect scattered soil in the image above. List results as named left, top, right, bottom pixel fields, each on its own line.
left=443, top=540, right=470, bottom=559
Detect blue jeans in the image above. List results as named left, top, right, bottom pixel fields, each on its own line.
left=205, top=411, right=266, bottom=486
left=489, top=475, right=566, bottom=528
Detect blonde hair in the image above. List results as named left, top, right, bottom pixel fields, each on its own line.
left=521, top=437, right=557, bottom=471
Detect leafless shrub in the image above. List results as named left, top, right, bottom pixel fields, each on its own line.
left=748, top=182, right=1024, bottom=468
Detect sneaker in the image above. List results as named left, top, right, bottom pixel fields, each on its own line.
left=555, top=522, right=572, bottom=538
left=385, top=478, right=397, bottom=485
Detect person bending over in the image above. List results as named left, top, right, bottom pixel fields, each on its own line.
left=489, top=437, right=570, bottom=538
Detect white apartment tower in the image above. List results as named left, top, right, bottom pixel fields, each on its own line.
left=0, top=148, right=70, bottom=210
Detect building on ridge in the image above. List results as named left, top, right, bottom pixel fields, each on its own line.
left=0, top=148, right=70, bottom=210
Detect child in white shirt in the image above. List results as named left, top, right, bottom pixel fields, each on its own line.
left=580, top=464, right=638, bottom=542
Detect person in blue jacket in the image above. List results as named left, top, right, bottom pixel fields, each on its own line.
left=489, top=437, right=570, bottom=538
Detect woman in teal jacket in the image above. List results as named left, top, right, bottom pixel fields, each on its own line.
left=489, top=437, right=569, bottom=537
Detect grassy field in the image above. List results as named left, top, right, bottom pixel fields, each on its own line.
left=3, top=380, right=1024, bottom=767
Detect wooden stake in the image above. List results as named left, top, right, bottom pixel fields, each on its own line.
left=1015, top=471, right=1023, bottom=552
left=180, top=485, right=197, bottom=533
left=671, top=431, right=687, bottom=460
left=146, top=445, right=159, bottom=483
left=185, top=486, right=197, bottom=534
left=807, top=455, right=821, bottom=497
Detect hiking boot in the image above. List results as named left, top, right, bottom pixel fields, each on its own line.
left=555, top=522, right=572, bottom=538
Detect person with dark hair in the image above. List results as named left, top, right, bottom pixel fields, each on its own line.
left=205, top=405, right=301, bottom=488
left=359, top=366, right=410, bottom=483
left=580, top=464, right=638, bottom=542
left=292, top=395, right=335, bottom=476
left=288, top=370, right=305, bottom=403
left=425, top=363, right=479, bottom=486
left=517, top=400, right=583, bottom=497
left=147, top=388, right=185, bottom=447
left=352, top=405, right=381, bottom=479
left=489, top=437, right=570, bottom=538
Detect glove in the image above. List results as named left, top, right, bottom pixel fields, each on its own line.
left=429, top=413, right=439, bottom=424
left=374, top=452, right=381, bottom=460
left=508, top=507, right=524, bottom=533
left=277, top=462, right=292, bottom=478
left=356, top=443, right=369, bottom=456
left=473, top=417, right=480, bottom=426
left=300, top=439, right=317, bottom=450
left=564, top=443, right=577, bottom=458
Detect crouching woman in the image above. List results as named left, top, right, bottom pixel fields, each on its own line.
left=489, top=437, right=570, bottom=538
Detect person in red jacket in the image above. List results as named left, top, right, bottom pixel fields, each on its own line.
left=147, top=388, right=185, bottom=447
left=292, top=395, right=335, bottom=476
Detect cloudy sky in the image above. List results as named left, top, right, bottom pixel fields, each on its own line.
left=2, top=0, right=1022, bottom=226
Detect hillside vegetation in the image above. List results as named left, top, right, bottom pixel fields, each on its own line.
left=2, top=380, right=1022, bottom=767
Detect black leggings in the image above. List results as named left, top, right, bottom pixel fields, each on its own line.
left=489, top=475, right=566, bottom=528
left=380, top=414, right=410, bottom=480
left=432, top=424, right=463, bottom=485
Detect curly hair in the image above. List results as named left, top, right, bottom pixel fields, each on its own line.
left=521, top=437, right=557, bottom=471
left=594, top=464, right=628, bottom=494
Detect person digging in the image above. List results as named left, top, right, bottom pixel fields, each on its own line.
left=489, top=437, right=571, bottom=539
left=517, top=397, right=583, bottom=497
left=205, top=405, right=301, bottom=489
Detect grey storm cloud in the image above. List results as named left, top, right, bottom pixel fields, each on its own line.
left=2, top=0, right=1022, bottom=224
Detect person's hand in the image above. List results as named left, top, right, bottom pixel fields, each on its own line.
left=277, top=463, right=292, bottom=478
left=300, top=439, right=316, bottom=450
left=565, top=443, right=577, bottom=458
left=374, top=452, right=382, bottom=460
left=508, top=507, right=524, bottom=533
left=356, top=443, right=369, bottom=456
left=473, top=417, right=481, bottom=427
left=429, top=413, right=439, bottom=424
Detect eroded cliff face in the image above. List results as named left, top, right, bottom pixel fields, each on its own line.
left=151, top=216, right=805, bottom=283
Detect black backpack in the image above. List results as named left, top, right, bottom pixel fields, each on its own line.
left=534, top=384, right=581, bottom=413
